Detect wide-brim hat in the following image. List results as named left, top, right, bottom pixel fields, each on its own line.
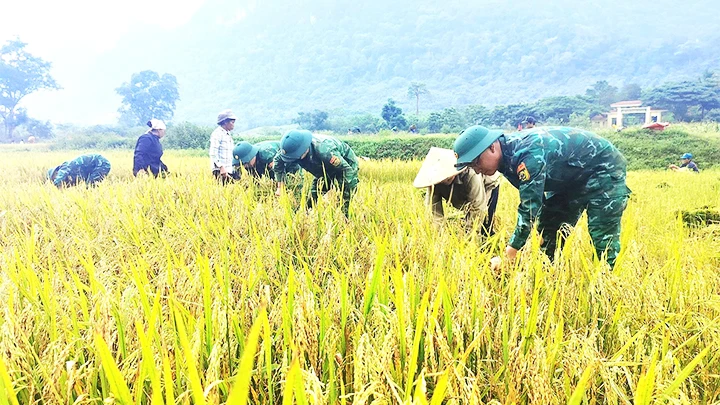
left=413, top=147, right=464, bottom=188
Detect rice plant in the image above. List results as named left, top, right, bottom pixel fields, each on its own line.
left=0, top=151, right=719, bottom=404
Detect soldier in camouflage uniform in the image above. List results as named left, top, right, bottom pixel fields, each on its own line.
left=232, top=140, right=300, bottom=180
left=47, top=154, right=111, bottom=188
left=274, top=130, right=359, bottom=217
left=454, top=125, right=631, bottom=268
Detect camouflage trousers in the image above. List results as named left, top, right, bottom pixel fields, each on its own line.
left=307, top=173, right=358, bottom=217
left=538, top=179, right=630, bottom=268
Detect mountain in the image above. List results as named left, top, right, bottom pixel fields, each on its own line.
left=68, top=0, right=720, bottom=127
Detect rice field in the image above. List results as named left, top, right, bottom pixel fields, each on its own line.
left=1, top=150, right=719, bottom=404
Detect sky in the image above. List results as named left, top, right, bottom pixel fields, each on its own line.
left=0, top=0, right=208, bottom=124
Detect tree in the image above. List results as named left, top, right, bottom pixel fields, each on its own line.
left=487, top=104, right=535, bottom=127
left=618, top=83, right=642, bottom=101
left=0, top=39, right=60, bottom=142
left=407, top=82, right=429, bottom=116
left=533, top=96, right=597, bottom=123
left=346, top=113, right=384, bottom=133
left=15, top=115, right=54, bottom=140
left=700, top=69, right=720, bottom=87
left=293, top=110, right=330, bottom=131
left=427, top=112, right=443, bottom=133
left=585, top=80, right=619, bottom=107
left=439, top=107, right=465, bottom=133
left=643, top=80, right=720, bottom=121
left=381, top=99, right=407, bottom=130
left=464, top=105, right=491, bottom=125
left=116, top=70, right=180, bottom=126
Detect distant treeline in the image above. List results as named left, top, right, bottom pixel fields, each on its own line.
left=48, top=122, right=720, bottom=171
left=297, top=73, right=720, bottom=134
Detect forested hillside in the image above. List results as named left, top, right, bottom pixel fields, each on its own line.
left=94, top=0, right=720, bottom=127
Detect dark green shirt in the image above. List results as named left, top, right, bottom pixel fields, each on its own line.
left=273, top=135, right=359, bottom=192
left=253, top=141, right=280, bottom=177
left=498, top=126, right=630, bottom=249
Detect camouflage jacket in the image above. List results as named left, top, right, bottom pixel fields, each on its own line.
left=248, top=141, right=300, bottom=178
left=53, top=154, right=110, bottom=187
left=498, top=126, right=630, bottom=249
left=273, top=135, right=359, bottom=191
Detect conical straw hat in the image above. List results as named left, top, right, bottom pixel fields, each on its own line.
left=413, top=147, right=464, bottom=188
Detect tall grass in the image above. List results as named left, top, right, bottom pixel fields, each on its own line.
left=0, top=151, right=719, bottom=404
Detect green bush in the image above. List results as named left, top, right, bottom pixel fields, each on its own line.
left=46, top=123, right=720, bottom=169
left=49, top=134, right=136, bottom=150
left=600, top=126, right=720, bottom=170
left=346, top=136, right=454, bottom=159
left=164, top=122, right=214, bottom=149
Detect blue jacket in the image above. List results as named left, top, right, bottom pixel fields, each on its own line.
left=681, top=161, right=700, bottom=172
left=133, top=132, right=168, bottom=176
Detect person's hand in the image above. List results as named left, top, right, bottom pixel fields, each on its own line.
left=275, top=182, right=285, bottom=196
left=490, top=256, right=502, bottom=271
left=219, top=166, right=229, bottom=177
left=668, top=164, right=679, bottom=171
left=505, top=246, right=519, bottom=262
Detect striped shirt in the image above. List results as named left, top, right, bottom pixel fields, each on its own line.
left=209, top=126, right=235, bottom=173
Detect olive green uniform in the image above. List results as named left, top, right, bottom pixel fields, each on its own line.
left=51, top=154, right=111, bottom=188
left=237, top=141, right=300, bottom=179
left=274, top=135, right=359, bottom=216
left=498, top=126, right=631, bottom=267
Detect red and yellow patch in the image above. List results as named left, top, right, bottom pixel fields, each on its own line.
left=517, top=162, right=530, bottom=182
left=329, top=155, right=341, bottom=166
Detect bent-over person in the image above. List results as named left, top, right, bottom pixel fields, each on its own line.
left=413, top=147, right=500, bottom=235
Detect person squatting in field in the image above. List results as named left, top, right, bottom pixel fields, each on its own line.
left=133, top=119, right=169, bottom=177
left=47, top=154, right=111, bottom=188
left=413, top=147, right=500, bottom=236
left=209, top=109, right=238, bottom=184
left=668, top=153, right=700, bottom=173
left=454, top=125, right=631, bottom=268
left=232, top=140, right=301, bottom=180
left=273, top=130, right=359, bottom=217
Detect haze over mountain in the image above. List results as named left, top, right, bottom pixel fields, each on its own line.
left=10, top=0, right=720, bottom=128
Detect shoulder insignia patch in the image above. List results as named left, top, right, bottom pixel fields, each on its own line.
left=329, top=155, right=341, bottom=166
left=517, top=162, right=530, bottom=182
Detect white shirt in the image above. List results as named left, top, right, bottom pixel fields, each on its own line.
left=209, top=126, right=234, bottom=173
